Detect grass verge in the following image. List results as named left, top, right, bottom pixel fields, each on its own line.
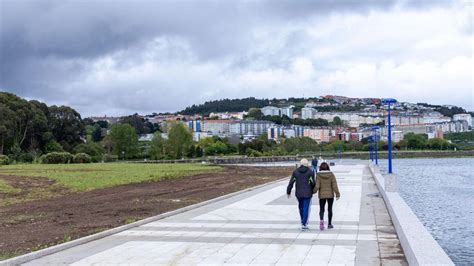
left=0, top=163, right=222, bottom=191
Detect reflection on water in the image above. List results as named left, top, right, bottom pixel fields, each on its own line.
left=380, top=158, right=474, bottom=265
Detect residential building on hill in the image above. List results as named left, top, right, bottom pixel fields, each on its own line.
left=230, top=120, right=275, bottom=136
left=261, top=106, right=280, bottom=116
left=301, top=107, right=317, bottom=119
left=261, top=106, right=294, bottom=117
left=453, top=113, right=472, bottom=127
left=304, top=128, right=332, bottom=143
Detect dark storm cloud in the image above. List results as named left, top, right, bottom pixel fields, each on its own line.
left=0, top=0, right=466, bottom=115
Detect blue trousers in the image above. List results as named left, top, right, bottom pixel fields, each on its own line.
left=297, top=197, right=312, bottom=226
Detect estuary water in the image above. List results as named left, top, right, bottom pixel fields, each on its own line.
left=380, top=158, right=474, bottom=265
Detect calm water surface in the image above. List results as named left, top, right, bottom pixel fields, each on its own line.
left=380, top=158, right=474, bottom=265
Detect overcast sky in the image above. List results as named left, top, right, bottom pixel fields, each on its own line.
left=0, top=0, right=473, bottom=117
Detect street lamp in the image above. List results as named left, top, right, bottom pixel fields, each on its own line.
left=372, top=126, right=380, bottom=165
left=368, top=135, right=373, bottom=162
left=382, top=98, right=397, bottom=174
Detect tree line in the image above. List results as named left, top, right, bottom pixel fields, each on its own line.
left=0, top=92, right=161, bottom=163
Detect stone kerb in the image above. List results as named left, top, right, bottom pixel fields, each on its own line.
left=368, top=163, right=454, bottom=266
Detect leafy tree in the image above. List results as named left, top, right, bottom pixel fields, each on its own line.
left=96, top=120, right=109, bottom=128
left=44, top=140, right=65, bottom=153
left=282, top=137, right=319, bottom=154
left=166, top=123, right=193, bottom=159
left=444, top=132, right=474, bottom=142
left=145, top=121, right=160, bottom=133
left=48, top=105, right=85, bottom=151
left=0, top=92, right=48, bottom=152
left=332, top=116, right=343, bottom=126
left=74, top=142, right=104, bottom=162
left=427, top=138, right=450, bottom=150
left=0, top=103, right=15, bottom=154
left=120, top=114, right=151, bottom=135
left=92, top=124, right=104, bottom=142
left=404, top=133, right=427, bottom=149
left=150, top=132, right=167, bottom=160
left=83, top=118, right=95, bottom=126
left=180, top=97, right=270, bottom=115
left=102, top=135, right=114, bottom=154
left=246, top=108, right=264, bottom=120
left=109, top=124, right=139, bottom=159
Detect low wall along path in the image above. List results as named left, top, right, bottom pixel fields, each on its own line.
left=3, top=163, right=407, bottom=265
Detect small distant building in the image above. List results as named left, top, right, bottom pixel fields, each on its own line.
left=303, top=128, right=331, bottom=143
left=261, top=106, right=281, bottom=116
left=267, top=125, right=304, bottom=141
left=305, top=101, right=331, bottom=108
left=301, top=107, right=317, bottom=119
left=261, top=106, right=294, bottom=118
left=208, top=111, right=248, bottom=120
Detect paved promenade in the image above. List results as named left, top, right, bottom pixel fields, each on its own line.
left=24, top=163, right=406, bottom=265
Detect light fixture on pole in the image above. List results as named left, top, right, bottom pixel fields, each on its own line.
left=372, top=126, right=380, bottom=165
left=382, top=98, right=397, bottom=174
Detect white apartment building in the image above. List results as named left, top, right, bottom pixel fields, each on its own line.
left=201, top=120, right=233, bottom=134
left=261, top=106, right=294, bottom=118
left=261, top=106, right=281, bottom=116
left=301, top=107, right=317, bottom=119
left=423, top=112, right=451, bottom=124
left=281, top=106, right=294, bottom=118
left=230, top=120, right=275, bottom=136
left=453, top=113, right=472, bottom=127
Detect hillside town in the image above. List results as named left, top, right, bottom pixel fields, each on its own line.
left=90, top=95, right=472, bottom=145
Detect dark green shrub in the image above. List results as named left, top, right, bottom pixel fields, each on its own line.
left=0, top=155, right=9, bottom=165
left=103, top=154, right=118, bottom=162
left=40, top=152, right=74, bottom=164
left=73, top=153, right=92, bottom=163
left=18, top=153, right=35, bottom=163
left=73, top=142, right=104, bottom=162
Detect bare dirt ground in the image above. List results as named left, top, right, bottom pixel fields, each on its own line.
left=0, top=165, right=293, bottom=259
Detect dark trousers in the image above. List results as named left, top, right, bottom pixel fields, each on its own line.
left=319, top=198, right=334, bottom=225
left=297, top=197, right=312, bottom=226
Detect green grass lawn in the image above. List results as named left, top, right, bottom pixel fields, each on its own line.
left=0, top=163, right=222, bottom=191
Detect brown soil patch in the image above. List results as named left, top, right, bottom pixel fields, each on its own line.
left=0, top=165, right=293, bottom=259
left=0, top=175, right=69, bottom=206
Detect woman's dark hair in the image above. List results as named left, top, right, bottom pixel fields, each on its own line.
left=319, top=162, right=330, bottom=171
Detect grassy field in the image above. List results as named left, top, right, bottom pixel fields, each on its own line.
left=0, top=163, right=222, bottom=191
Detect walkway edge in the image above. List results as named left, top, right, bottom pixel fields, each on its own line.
left=368, top=163, right=454, bottom=266
left=0, top=177, right=287, bottom=266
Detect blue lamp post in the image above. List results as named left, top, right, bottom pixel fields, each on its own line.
left=368, top=135, right=373, bottom=162
left=372, top=126, right=380, bottom=165
left=382, top=98, right=397, bottom=174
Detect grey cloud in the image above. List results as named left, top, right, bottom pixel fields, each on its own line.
left=0, top=0, right=469, bottom=115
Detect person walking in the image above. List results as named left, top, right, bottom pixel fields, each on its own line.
left=313, top=162, right=340, bottom=230
left=311, top=156, right=318, bottom=174
left=287, top=158, right=315, bottom=230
